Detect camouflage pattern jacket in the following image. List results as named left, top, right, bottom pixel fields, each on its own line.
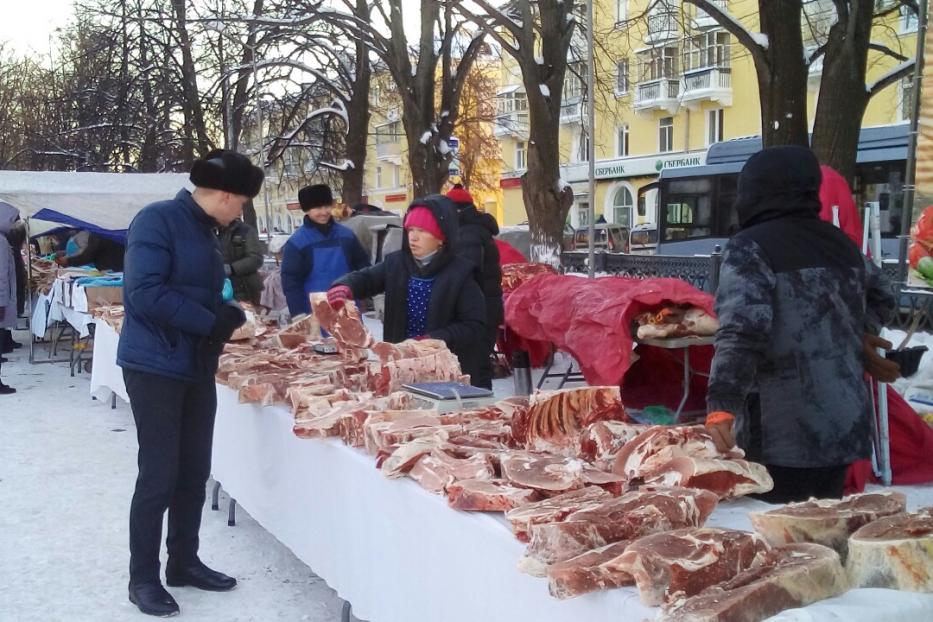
left=707, top=215, right=895, bottom=468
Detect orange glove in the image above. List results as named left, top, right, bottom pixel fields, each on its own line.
left=705, top=411, right=736, bottom=453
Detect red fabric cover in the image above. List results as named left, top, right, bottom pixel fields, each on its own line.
left=495, top=239, right=527, bottom=265
left=505, top=274, right=715, bottom=386
left=819, top=165, right=864, bottom=248
left=846, top=385, right=933, bottom=493
left=404, top=206, right=445, bottom=241
left=445, top=184, right=474, bottom=205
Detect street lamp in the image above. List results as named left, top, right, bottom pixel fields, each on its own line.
left=205, top=19, right=273, bottom=242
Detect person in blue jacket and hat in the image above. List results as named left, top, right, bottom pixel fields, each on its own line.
left=280, top=184, right=369, bottom=317
left=117, top=149, right=260, bottom=617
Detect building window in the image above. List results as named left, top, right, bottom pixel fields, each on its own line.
left=901, top=5, right=918, bottom=33
left=707, top=109, right=724, bottom=145
left=612, top=186, right=634, bottom=228
left=564, top=62, right=585, bottom=101
left=617, top=124, right=630, bottom=157
left=376, top=165, right=383, bottom=188
left=902, top=76, right=915, bottom=121
left=684, top=31, right=731, bottom=72
left=638, top=46, right=679, bottom=82
left=617, top=0, right=627, bottom=22
left=371, top=84, right=381, bottom=106
left=616, top=58, right=629, bottom=95
left=647, top=1, right=677, bottom=40
left=576, top=130, right=590, bottom=163
left=577, top=200, right=590, bottom=227
left=375, top=121, right=400, bottom=144
left=392, top=164, right=401, bottom=187
left=659, top=117, right=674, bottom=153
left=516, top=141, right=527, bottom=169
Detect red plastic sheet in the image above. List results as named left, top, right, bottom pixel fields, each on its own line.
left=505, top=274, right=715, bottom=386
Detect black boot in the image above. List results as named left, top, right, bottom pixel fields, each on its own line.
left=165, top=560, right=236, bottom=592
left=128, top=582, right=179, bottom=617
left=0, top=383, right=14, bottom=395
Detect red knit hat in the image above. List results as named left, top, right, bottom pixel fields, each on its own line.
left=404, top=206, right=445, bottom=241
left=446, top=183, right=474, bottom=206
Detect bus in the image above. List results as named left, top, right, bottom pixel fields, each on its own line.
left=643, top=124, right=910, bottom=256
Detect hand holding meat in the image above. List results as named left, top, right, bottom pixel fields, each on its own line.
left=705, top=411, right=736, bottom=453
left=209, top=303, right=247, bottom=344
left=862, top=333, right=900, bottom=383
left=326, top=285, right=352, bottom=310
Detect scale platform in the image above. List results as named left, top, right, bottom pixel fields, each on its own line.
left=402, top=382, right=497, bottom=413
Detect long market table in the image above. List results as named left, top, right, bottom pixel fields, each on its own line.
left=89, top=318, right=127, bottom=404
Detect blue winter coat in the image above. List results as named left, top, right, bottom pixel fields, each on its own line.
left=280, top=216, right=370, bottom=316
left=117, top=189, right=225, bottom=382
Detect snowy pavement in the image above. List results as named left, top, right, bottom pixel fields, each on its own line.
left=0, top=328, right=359, bottom=622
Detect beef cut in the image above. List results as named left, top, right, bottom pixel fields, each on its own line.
left=381, top=436, right=443, bottom=478
left=446, top=479, right=541, bottom=512
left=310, top=292, right=374, bottom=348
left=522, top=487, right=719, bottom=570
left=511, top=386, right=628, bottom=457
left=750, top=490, right=907, bottom=561
left=408, top=448, right=496, bottom=493
left=546, top=540, right=634, bottom=599
left=271, top=313, right=321, bottom=349
left=499, top=452, right=626, bottom=496
left=612, top=425, right=744, bottom=481
left=662, top=543, right=848, bottom=622
left=578, top=420, right=648, bottom=468
left=847, top=507, right=933, bottom=592
left=505, top=487, right=613, bottom=542
left=611, top=528, right=769, bottom=606
left=372, top=338, right=448, bottom=362
left=642, top=456, right=773, bottom=499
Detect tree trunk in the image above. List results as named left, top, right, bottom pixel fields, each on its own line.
left=523, top=137, right=574, bottom=264
left=810, top=0, right=874, bottom=181
left=756, top=0, right=809, bottom=147
left=341, top=6, right=371, bottom=207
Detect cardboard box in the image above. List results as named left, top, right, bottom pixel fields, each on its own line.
left=84, top=286, right=124, bottom=311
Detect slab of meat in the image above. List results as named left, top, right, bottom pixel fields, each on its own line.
left=511, top=386, right=628, bottom=457
left=362, top=411, right=449, bottom=454
left=408, top=448, right=496, bottom=493
left=271, top=313, right=321, bottom=349
left=293, top=395, right=371, bottom=439
left=546, top=540, right=634, bottom=599
left=371, top=338, right=448, bottom=362
left=446, top=479, right=541, bottom=512
left=750, top=490, right=907, bottom=561
left=662, top=543, right=848, bottom=622
left=523, top=487, right=719, bottom=568
left=505, top=487, right=613, bottom=543
left=642, top=456, right=773, bottom=499
left=612, top=425, right=743, bottom=481
left=381, top=436, right=443, bottom=478
left=847, top=507, right=933, bottom=592
left=612, top=528, right=770, bottom=606
left=500, top=452, right=626, bottom=496
left=634, top=305, right=719, bottom=340
left=500, top=262, right=556, bottom=292
left=365, top=350, right=464, bottom=396
left=310, top=292, right=374, bottom=349
left=578, top=420, right=648, bottom=468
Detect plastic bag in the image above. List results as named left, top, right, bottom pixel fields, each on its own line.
left=222, top=278, right=234, bottom=302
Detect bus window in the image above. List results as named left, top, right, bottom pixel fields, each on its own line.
left=664, top=196, right=713, bottom=240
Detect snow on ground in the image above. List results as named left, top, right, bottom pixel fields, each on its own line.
left=0, top=328, right=360, bottom=622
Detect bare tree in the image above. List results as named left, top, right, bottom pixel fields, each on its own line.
left=453, top=57, right=502, bottom=200
left=461, top=0, right=579, bottom=264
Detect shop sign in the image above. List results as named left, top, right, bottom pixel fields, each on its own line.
left=286, top=201, right=301, bottom=211
left=566, top=149, right=708, bottom=182
left=385, top=193, right=408, bottom=202
left=500, top=177, right=522, bottom=189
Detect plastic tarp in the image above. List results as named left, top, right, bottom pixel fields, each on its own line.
left=0, top=171, right=189, bottom=241
left=505, top=274, right=715, bottom=386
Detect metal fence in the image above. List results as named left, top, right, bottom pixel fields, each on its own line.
left=560, top=251, right=933, bottom=333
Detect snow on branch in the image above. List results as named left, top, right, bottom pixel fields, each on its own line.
left=867, top=59, right=916, bottom=96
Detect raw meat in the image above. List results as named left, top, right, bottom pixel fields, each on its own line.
left=612, top=528, right=770, bottom=606
left=511, top=386, right=628, bottom=456
left=381, top=437, right=443, bottom=478
left=366, top=350, right=465, bottom=396
left=578, top=420, right=648, bottom=467
left=310, top=292, right=374, bottom=348
left=505, top=487, right=613, bottom=543
left=271, top=313, right=320, bottom=348
left=499, top=452, right=626, bottom=495
left=750, top=490, right=907, bottom=561
left=408, top=448, right=496, bottom=493
left=522, top=487, right=719, bottom=569
left=372, top=338, right=448, bottom=362
left=634, top=305, right=719, bottom=340
left=662, top=543, right=848, bottom=622
left=847, top=507, right=933, bottom=592
left=546, top=540, right=634, bottom=599
left=500, top=262, right=556, bottom=292
left=642, top=456, right=774, bottom=499
left=446, top=479, right=541, bottom=512
left=612, top=425, right=744, bottom=481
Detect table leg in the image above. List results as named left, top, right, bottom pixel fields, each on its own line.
left=341, top=601, right=352, bottom=622
left=211, top=481, right=221, bottom=511
left=111, top=392, right=117, bottom=410
left=675, top=347, right=690, bottom=420
left=227, top=498, right=237, bottom=526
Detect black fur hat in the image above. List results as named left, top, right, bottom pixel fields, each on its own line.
left=298, top=184, right=334, bottom=210
left=190, top=149, right=264, bottom=198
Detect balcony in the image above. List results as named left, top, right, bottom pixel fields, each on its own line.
left=694, top=1, right=728, bottom=28
left=376, top=141, right=399, bottom=158
left=494, top=111, right=529, bottom=138
left=560, top=99, right=583, bottom=124
left=681, top=67, right=732, bottom=106
left=634, top=78, right=681, bottom=113
left=645, top=12, right=678, bottom=43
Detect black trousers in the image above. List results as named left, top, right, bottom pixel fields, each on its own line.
left=124, top=369, right=217, bottom=585
left=753, top=464, right=850, bottom=504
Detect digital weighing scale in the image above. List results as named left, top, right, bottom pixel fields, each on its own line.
left=402, top=381, right=498, bottom=413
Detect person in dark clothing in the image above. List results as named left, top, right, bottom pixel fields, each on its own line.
left=117, top=149, right=260, bottom=617
left=1, top=220, right=26, bottom=354
left=328, top=196, right=487, bottom=386
left=446, top=184, right=503, bottom=389
left=0, top=203, right=18, bottom=393
left=217, top=218, right=263, bottom=305
left=704, top=146, right=899, bottom=504
left=55, top=231, right=125, bottom=272
left=280, top=184, right=369, bottom=317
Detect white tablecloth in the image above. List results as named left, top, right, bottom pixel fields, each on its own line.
left=89, top=319, right=127, bottom=403
left=30, top=281, right=94, bottom=339
left=210, top=388, right=933, bottom=622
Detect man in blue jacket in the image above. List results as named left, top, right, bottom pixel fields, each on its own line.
left=280, top=184, right=369, bottom=317
left=118, top=149, right=260, bottom=617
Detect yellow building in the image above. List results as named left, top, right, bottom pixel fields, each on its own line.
left=494, top=0, right=917, bottom=230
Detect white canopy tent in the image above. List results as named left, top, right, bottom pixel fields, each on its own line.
left=0, top=171, right=190, bottom=237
